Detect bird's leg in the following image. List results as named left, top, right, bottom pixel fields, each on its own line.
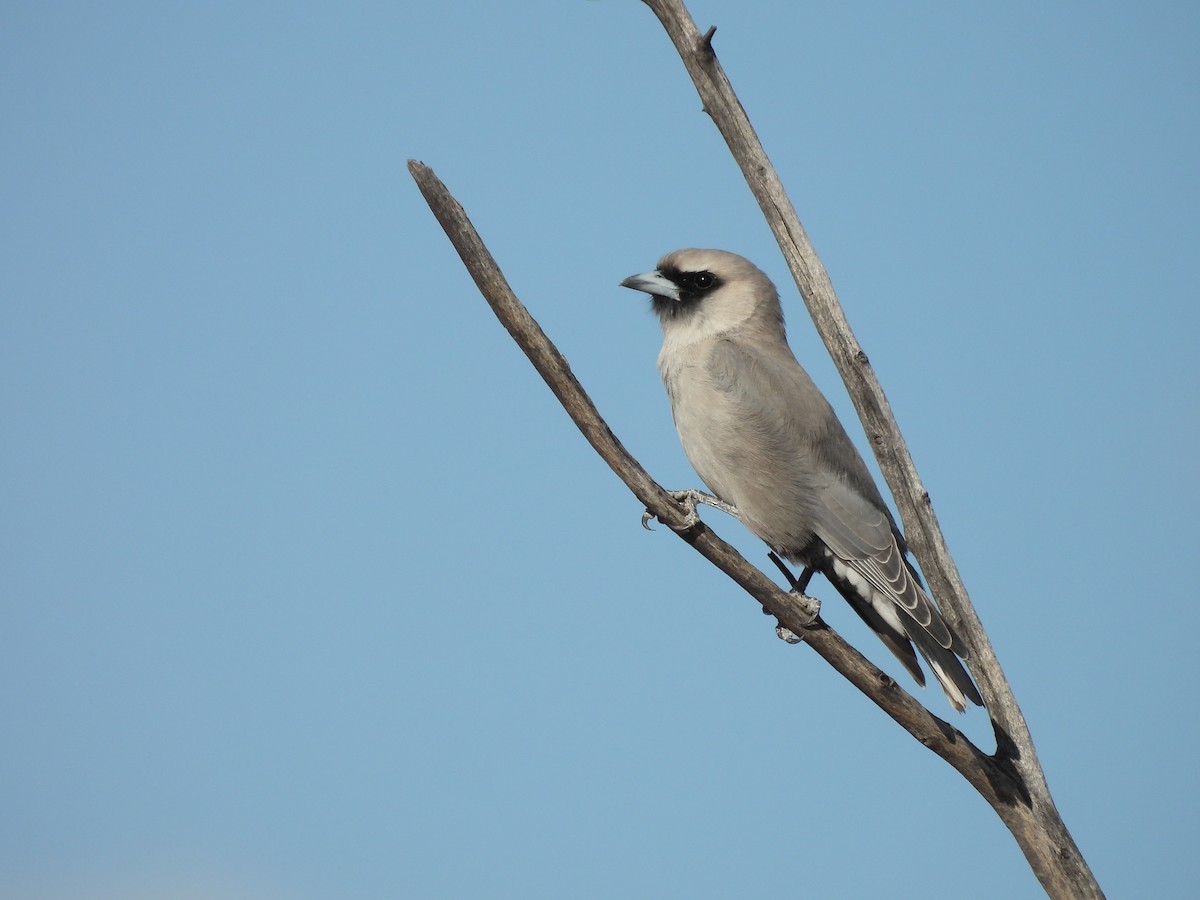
left=793, top=565, right=815, bottom=595
left=766, top=551, right=815, bottom=593
left=680, top=489, right=741, bottom=519
left=766, top=551, right=821, bottom=638
left=641, top=489, right=741, bottom=532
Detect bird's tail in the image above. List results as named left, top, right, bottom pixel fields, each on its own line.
left=900, top=609, right=984, bottom=713
left=821, top=554, right=983, bottom=713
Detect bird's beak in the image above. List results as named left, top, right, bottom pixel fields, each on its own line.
left=619, top=270, right=680, bottom=301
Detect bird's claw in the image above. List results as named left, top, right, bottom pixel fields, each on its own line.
left=642, top=493, right=700, bottom=533
left=773, top=592, right=821, bottom=642
left=775, top=625, right=803, bottom=644
left=643, top=488, right=733, bottom=533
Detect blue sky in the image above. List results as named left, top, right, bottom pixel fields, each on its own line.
left=3, top=2, right=1197, bottom=897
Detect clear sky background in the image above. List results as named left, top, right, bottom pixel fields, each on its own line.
left=3, top=2, right=1197, bottom=898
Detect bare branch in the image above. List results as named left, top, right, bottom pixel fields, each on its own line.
left=637, top=1, right=1101, bottom=896
left=406, top=158, right=1062, bottom=852
left=409, top=151, right=1098, bottom=893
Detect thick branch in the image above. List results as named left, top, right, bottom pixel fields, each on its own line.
left=638, top=1, right=1100, bottom=896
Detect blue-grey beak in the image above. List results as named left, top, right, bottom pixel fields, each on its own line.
left=619, top=270, right=680, bottom=301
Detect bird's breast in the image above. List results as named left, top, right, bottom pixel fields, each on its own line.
left=659, top=342, right=822, bottom=555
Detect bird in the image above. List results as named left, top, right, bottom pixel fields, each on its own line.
left=620, top=248, right=983, bottom=712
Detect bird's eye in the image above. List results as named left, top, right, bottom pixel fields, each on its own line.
left=690, top=272, right=715, bottom=290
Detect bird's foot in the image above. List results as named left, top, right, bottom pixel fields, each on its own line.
left=766, top=552, right=815, bottom=594
left=775, top=625, right=804, bottom=644
left=642, top=489, right=740, bottom=532
left=763, top=552, right=821, bottom=630
left=772, top=588, right=821, bottom=639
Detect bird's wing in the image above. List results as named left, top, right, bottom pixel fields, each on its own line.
left=703, top=335, right=979, bottom=706
left=704, top=336, right=953, bottom=648
left=811, top=471, right=893, bottom=558
left=814, top=476, right=953, bottom=649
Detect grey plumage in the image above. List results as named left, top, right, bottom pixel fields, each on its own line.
left=620, top=248, right=982, bottom=712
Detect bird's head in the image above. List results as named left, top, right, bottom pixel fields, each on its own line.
left=619, top=248, right=784, bottom=341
